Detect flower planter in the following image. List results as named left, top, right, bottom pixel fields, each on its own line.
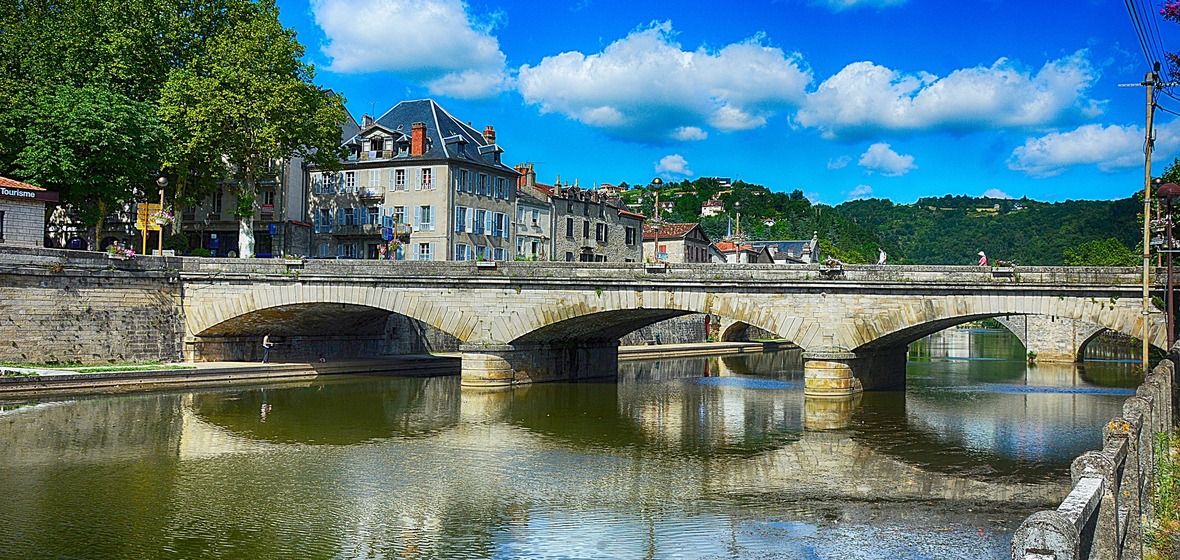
left=476, top=260, right=497, bottom=269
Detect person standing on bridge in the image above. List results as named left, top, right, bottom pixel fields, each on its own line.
left=877, top=247, right=887, bottom=265
left=262, top=334, right=274, bottom=364
left=977, top=251, right=988, bottom=266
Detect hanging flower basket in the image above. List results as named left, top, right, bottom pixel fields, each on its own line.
left=153, top=209, right=174, bottom=226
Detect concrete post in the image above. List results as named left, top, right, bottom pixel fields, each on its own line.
left=460, top=341, right=620, bottom=387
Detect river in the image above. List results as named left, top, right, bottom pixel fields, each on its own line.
left=0, top=328, right=1142, bottom=559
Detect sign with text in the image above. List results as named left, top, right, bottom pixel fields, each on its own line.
left=136, top=203, right=163, bottom=232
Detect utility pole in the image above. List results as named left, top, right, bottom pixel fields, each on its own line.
left=1123, top=65, right=1161, bottom=370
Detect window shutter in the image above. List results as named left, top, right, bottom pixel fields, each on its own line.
left=466, top=210, right=474, bottom=233
left=414, top=169, right=421, bottom=191
left=414, top=206, right=421, bottom=231
left=485, top=211, right=493, bottom=235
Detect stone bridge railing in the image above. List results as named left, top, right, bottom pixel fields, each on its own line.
left=1010, top=349, right=1176, bottom=560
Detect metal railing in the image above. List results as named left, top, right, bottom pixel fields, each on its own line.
left=1011, top=352, right=1175, bottom=559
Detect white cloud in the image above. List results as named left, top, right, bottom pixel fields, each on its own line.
left=982, top=188, right=1013, bottom=199
left=656, top=154, right=693, bottom=177
left=846, top=184, right=874, bottom=200
left=814, top=0, right=909, bottom=11
left=797, top=51, right=1104, bottom=139
left=827, top=156, right=851, bottom=170
left=672, top=126, right=708, bottom=141
left=858, top=142, right=916, bottom=176
left=312, top=0, right=509, bottom=98
left=517, top=21, right=812, bottom=142
left=1007, top=122, right=1180, bottom=178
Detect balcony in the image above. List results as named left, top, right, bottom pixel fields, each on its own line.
left=332, top=223, right=383, bottom=236
left=360, top=187, right=385, bottom=199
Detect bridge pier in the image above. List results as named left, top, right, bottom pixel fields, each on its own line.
left=460, top=341, right=620, bottom=387
left=802, top=348, right=908, bottom=396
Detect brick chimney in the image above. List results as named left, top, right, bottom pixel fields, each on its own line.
left=410, top=122, right=427, bottom=156
left=483, top=125, right=496, bottom=145
left=361, top=114, right=374, bottom=128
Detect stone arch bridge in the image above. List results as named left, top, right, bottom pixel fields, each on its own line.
left=179, top=259, right=1163, bottom=395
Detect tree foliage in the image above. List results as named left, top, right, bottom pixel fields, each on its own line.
left=1063, top=238, right=1139, bottom=266
left=159, top=0, right=347, bottom=257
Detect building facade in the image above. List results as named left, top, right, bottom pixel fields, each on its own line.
left=515, top=164, right=643, bottom=262
left=643, top=223, right=713, bottom=263
left=306, top=99, right=518, bottom=261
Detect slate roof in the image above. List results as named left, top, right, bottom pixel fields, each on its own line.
left=345, top=99, right=516, bottom=173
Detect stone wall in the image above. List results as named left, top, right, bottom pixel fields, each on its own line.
left=0, top=248, right=183, bottom=364
left=620, top=314, right=710, bottom=345
left=0, top=199, right=46, bottom=248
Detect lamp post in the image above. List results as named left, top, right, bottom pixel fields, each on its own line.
left=1157, top=182, right=1180, bottom=347
left=650, top=177, right=663, bottom=262
left=156, top=176, right=168, bottom=256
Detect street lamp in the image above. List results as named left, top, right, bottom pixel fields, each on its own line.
left=1157, top=181, right=1180, bottom=347
left=650, top=177, right=663, bottom=262
left=156, top=176, right=168, bottom=256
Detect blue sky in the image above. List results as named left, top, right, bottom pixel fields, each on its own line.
left=273, top=0, right=1180, bottom=204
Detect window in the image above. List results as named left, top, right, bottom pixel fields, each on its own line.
left=318, top=243, right=330, bottom=258
left=368, top=207, right=380, bottom=225
left=344, top=171, right=357, bottom=192
left=583, top=203, right=589, bottom=217
left=336, top=242, right=358, bottom=258
left=566, top=217, right=574, bottom=238
left=492, top=212, right=506, bottom=238
left=494, top=247, right=506, bottom=261
left=455, top=206, right=469, bottom=232
left=415, top=205, right=434, bottom=231
left=583, top=220, right=590, bottom=238
left=417, top=243, right=433, bottom=261
left=211, top=193, right=223, bottom=217
left=565, top=252, right=574, bottom=262
left=475, top=245, right=488, bottom=260
left=371, top=138, right=384, bottom=152
left=393, top=206, right=406, bottom=225
left=596, top=223, right=606, bottom=242
left=369, top=170, right=381, bottom=187
left=455, top=243, right=471, bottom=261
left=531, top=210, right=539, bottom=226
left=394, top=169, right=406, bottom=191
left=344, top=207, right=358, bottom=226
left=495, top=177, right=507, bottom=199
left=262, top=190, right=275, bottom=206
left=421, top=168, right=433, bottom=190
left=312, top=173, right=324, bottom=194
left=625, top=226, right=636, bottom=245
left=598, top=204, right=606, bottom=218
left=473, top=209, right=486, bottom=234
left=477, top=173, right=488, bottom=196
left=317, top=209, right=332, bottom=233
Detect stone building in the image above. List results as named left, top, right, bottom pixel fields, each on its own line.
left=180, top=158, right=310, bottom=257
left=306, top=99, right=518, bottom=261
left=0, top=176, right=58, bottom=247
left=514, top=167, right=552, bottom=260
left=714, top=240, right=775, bottom=263
left=515, top=164, right=643, bottom=262
left=644, top=222, right=713, bottom=263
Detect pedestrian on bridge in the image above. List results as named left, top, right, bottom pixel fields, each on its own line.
left=977, top=251, right=988, bottom=266
left=877, top=247, right=887, bottom=265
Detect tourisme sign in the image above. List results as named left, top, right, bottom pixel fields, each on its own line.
left=0, top=177, right=59, bottom=203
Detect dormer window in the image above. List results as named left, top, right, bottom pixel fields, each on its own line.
left=370, top=138, right=384, bottom=152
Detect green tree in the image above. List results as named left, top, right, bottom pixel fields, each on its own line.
left=14, top=84, right=165, bottom=240
left=159, top=0, right=347, bottom=257
left=1063, top=238, right=1139, bottom=266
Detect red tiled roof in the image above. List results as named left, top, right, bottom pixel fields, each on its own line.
left=0, top=176, right=45, bottom=190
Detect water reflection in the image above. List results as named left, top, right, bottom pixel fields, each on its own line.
left=0, top=328, right=1142, bottom=559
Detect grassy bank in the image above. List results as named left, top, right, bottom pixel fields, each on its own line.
left=1147, top=431, right=1180, bottom=560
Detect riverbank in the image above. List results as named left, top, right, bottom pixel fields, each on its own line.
left=0, top=341, right=791, bottom=396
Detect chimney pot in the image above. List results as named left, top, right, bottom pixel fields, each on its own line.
left=483, top=125, right=496, bottom=145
